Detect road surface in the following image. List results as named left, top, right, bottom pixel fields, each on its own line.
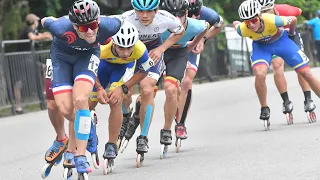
left=1, top=68, right=320, bottom=180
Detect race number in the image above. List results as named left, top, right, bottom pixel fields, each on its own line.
left=141, top=57, right=154, bottom=71
left=88, top=54, right=100, bottom=75
left=45, top=59, right=53, bottom=79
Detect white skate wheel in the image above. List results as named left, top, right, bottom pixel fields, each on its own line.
left=103, top=159, right=108, bottom=175
left=91, top=153, right=99, bottom=169
left=136, top=154, right=141, bottom=168
left=41, top=163, right=51, bottom=179
left=160, top=145, right=165, bottom=159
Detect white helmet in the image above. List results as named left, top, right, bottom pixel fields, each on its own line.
left=256, top=0, right=275, bottom=9
left=238, top=0, right=261, bottom=20
left=112, top=21, right=139, bottom=48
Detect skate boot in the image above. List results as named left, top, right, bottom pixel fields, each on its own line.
left=160, top=129, right=172, bottom=159
left=283, top=100, right=293, bottom=125
left=86, top=120, right=99, bottom=169
left=41, top=137, right=68, bottom=179
left=119, top=114, right=140, bottom=153
left=62, top=151, right=75, bottom=180
left=102, top=142, right=117, bottom=175
left=117, top=108, right=133, bottom=150
left=74, top=155, right=92, bottom=180
left=175, top=123, right=187, bottom=153
left=260, top=107, right=270, bottom=131
left=135, top=135, right=148, bottom=168
left=304, top=99, right=317, bottom=123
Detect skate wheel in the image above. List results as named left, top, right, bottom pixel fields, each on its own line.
left=175, top=138, right=181, bottom=153
left=108, top=159, right=114, bottom=174
left=41, top=163, right=52, bottom=179
left=307, top=112, right=317, bottom=123
left=264, top=120, right=270, bottom=131
left=136, top=154, right=142, bottom=168
left=116, top=139, right=122, bottom=152
left=63, top=168, right=73, bottom=180
left=286, top=113, right=293, bottom=125
left=103, top=159, right=108, bottom=175
left=160, top=145, right=168, bottom=159
left=120, top=139, right=129, bottom=153
left=91, top=153, right=100, bottom=169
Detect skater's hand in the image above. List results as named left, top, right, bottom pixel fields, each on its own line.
left=107, top=87, right=123, bottom=105
left=192, top=40, right=204, bottom=54
left=187, top=41, right=195, bottom=52
left=97, top=88, right=108, bottom=104
left=149, top=47, right=163, bottom=65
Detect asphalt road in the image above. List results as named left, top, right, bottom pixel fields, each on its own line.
left=1, top=68, right=320, bottom=180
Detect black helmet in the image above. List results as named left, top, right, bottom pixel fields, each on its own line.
left=160, top=0, right=189, bottom=12
left=188, top=0, right=202, bottom=12
left=69, top=0, right=100, bottom=25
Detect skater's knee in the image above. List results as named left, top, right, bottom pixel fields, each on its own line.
left=57, top=101, right=74, bottom=120
left=109, top=101, right=122, bottom=110
left=47, top=100, right=59, bottom=112
left=140, top=85, right=154, bottom=99
left=73, top=94, right=88, bottom=110
left=272, top=58, right=284, bottom=73
left=164, top=81, right=178, bottom=100
left=255, top=70, right=267, bottom=81
left=297, top=68, right=313, bottom=81
left=181, top=77, right=192, bottom=91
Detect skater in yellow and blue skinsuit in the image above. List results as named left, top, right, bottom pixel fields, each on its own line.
left=233, top=0, right=320, bottom=130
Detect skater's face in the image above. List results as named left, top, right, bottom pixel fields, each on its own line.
left=73, top=18, right=100, bottom=44
left=135, top=9, right=158, bottom=26
left=113, top=44, right=134, bottom=60
left=244, top=16, right=261, bottom=32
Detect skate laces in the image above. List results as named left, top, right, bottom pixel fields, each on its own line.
left=137, top=136, right=148, bottom=146
left=46, top=141, right=61, bottom=158
left=106, top=143, right=117, bottom=155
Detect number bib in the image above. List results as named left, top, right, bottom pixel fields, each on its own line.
left=46, top=59, right=53, bottom=79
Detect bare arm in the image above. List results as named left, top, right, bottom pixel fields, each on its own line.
left=204, top=23, right=224, bottom=40
left=157, top=31, right=184, bottom=52
left=28, top=32, right=52, bottom=41
left=123, top=71, right=148, bottom=89
left=188, top=22, right=210, bottom=50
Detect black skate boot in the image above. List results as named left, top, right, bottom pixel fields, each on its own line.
left=282, top=100, right=293, bottom=125
left=119, top=114, right=140, bottom=153
left=117, top=108, right=133, bottom=150
left=260, top=106, right=270, bottom=131
left=304, top=99, right=317, bottom=123
left=135, top=135, right=148, bottom=168
left=160, top=129, right=172, bottom=159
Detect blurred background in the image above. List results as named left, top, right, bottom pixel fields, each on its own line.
left=0, top=0, right=319, bottom=116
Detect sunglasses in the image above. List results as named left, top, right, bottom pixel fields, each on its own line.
left=77, top=21, right=99, bottom=32
left=171, top=10, right=186, bottom=18
left=188, top=10, right=200, bottom=17
left=244, top=17, right=259, bottom=25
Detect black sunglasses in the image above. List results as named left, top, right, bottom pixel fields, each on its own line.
left=188, top=10, right=200, bottom=17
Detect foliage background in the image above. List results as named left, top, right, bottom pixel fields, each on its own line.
left=1, top=0, right=320, bottom=40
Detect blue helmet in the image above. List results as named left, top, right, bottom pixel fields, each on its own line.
left=131, top=0, right=160, bottom=11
